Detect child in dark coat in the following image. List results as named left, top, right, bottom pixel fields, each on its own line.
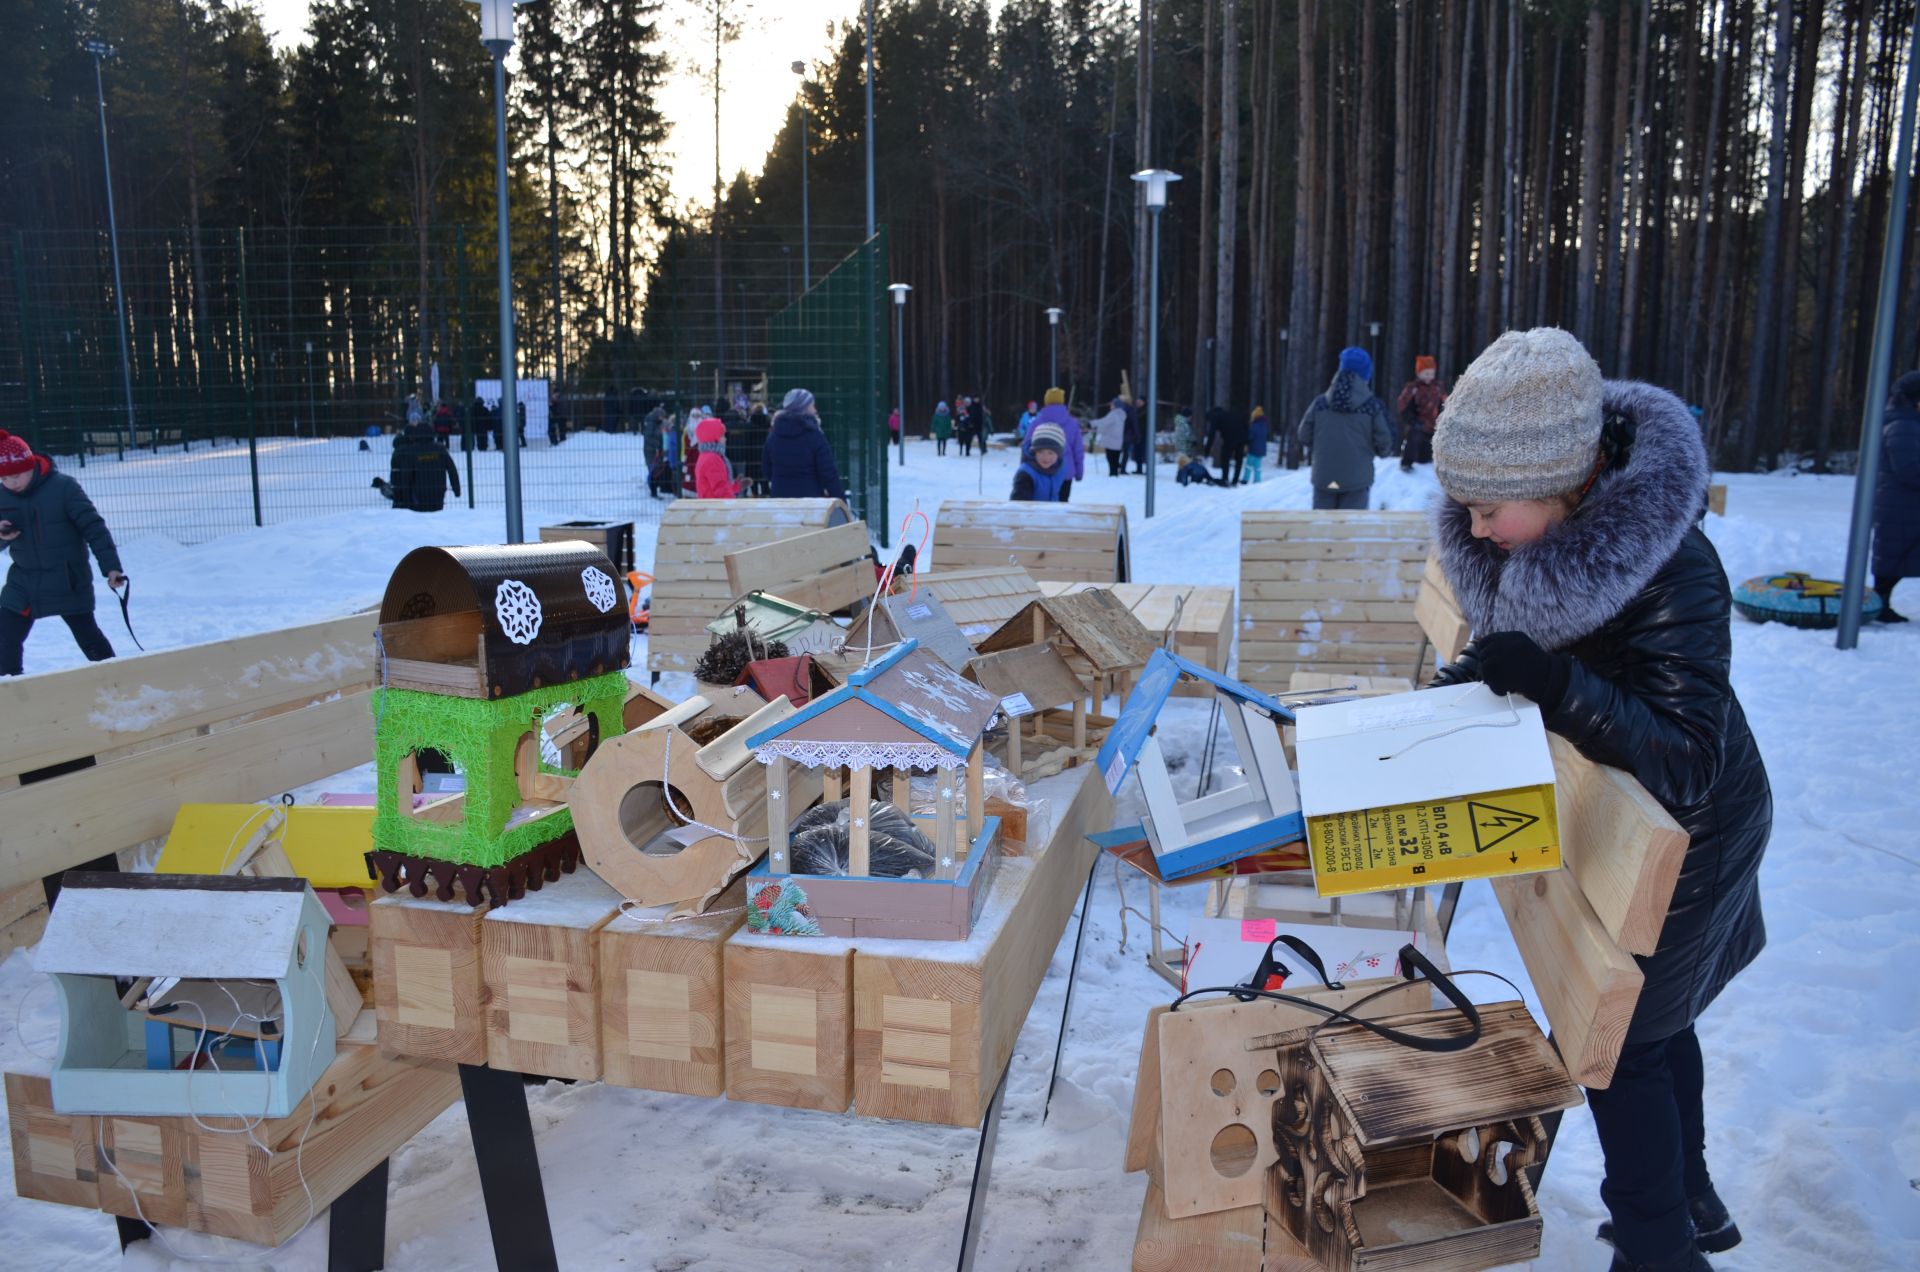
left=1010, top=423, right=1069, bottom=501
left=0, top=430, right=125, bottom=675
left=1430, top=329, right=1770, bottom=1272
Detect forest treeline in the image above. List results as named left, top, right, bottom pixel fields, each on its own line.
left=4, top=0, right=1916, bottom=469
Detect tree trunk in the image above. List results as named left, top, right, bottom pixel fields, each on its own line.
left=1131, top=0, right=1154, bottom=397
left=1213, top=0, right=1241, bottom=409
left=1092, top=82, right=1120, bottom=402
left=1476, top=0, right=1499, bottom=352
left=1352, top=0, right=1378, bottom=350
left=1192, top=0, right=1217, bottom=415
left=1574, top=5, right=1606, bottom=345
left=1814, top=0, right=1870, bottom=470
left=1736, top=0, right=1793, bottom=470
left=1615, top=0, right=1652, bottom=376
left=1770, top=0, right=1827, bottom=456
left=1597, top=0, right=1633, bottom=365
left=1286, top=0, right=1319, bottom=455
left=1438, top=0, right=1477, bottom=376
left=1684, top=2, right=1731, bottom=403
left=1388, top=0, right=1415, bottom=387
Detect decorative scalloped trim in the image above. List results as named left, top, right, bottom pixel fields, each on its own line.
left=756, top=740, right=965, bottom=770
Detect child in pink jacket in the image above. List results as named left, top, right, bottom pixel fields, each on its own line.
left=693, top=416, right=741, bottom=498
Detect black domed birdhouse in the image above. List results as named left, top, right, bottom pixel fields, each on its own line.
left=368, top=543, right=634, bottom=906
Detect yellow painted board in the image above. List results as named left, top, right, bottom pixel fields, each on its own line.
left=1306, top=783, right=1561, bottom=897
left=156, top=803, right=378, bottom=888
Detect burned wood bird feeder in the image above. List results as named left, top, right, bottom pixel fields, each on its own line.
left=744, top=639, right=1004, bottom=939
left=1266, top=1000, right=1581, bottom=1272
left=368, top=542, right=633, bottom=906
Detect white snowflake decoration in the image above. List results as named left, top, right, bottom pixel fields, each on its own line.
left=494, top=579, right=544, bottom=645
left=581, top=566, right=617, bottom=614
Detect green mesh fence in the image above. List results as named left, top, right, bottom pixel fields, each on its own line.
left=765, top=229, right=889, bottom=540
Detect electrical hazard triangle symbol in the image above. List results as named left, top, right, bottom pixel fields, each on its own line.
left=1467, top=800, right=1541, bottom=854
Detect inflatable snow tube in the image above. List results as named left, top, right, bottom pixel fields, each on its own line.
left=1732, top=572, right=1882, bottom=629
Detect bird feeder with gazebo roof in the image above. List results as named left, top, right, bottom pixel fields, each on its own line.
left=367, top=542, right=633, bottom=906
left=743, top=639, right=1005, bottom=939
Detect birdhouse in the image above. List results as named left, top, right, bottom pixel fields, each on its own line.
left=1266, top=1000, right=1582, bottom=1271
left=744, top=639, right=1003, bottom=939
left=368, top=543, right=633, bottom=906
left=1097, top=649, right=1303, bottom=881
left=33, top=874, right=338, bottom=1119
left=965, top=642, right=1097, bottom=780
left=974, top=588, right=1158, bottom=702
left=570, top=691, right=821, bottom=914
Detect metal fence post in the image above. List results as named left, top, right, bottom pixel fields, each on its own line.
left=237, top=228, right=263, bottom=528
left=457, top=226, right=476, bottom=508
left=14, top=231, right=44, bottom=455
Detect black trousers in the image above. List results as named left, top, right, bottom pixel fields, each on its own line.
left=1312, top=487, right=1370, bottom=510
left=0, top=607, right=116, bottom=676
left=1105, top=448, right=1125, bottom=476
left=1586, top=1025, right=1711, bottom=1263
left=1217, top=445, right=1245, bottom=487
left=1402, top=426, right=1433, bottom=467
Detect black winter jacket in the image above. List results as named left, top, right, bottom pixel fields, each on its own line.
left=0, top=459, right=122, bottom=617
left=1872, top=380, right=1920, bottom=579
left=388, top=424, right=462, bottom=511
left=762, top=410, right=848, bottom=501
left=1434, top=380, right=1770, bottom=1047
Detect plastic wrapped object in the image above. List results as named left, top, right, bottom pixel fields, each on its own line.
left=908, top=755, right=1049, bottom=846
left=787, top=798, right=937, bottom=878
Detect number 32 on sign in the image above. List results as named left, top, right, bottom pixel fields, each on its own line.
left=1305, top=783, right=1562, bottom=898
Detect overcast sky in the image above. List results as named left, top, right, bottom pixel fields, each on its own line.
left=249, top=0, right=860, bottom=217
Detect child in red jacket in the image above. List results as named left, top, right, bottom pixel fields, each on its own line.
left=693, top=416, right=740, bottom=499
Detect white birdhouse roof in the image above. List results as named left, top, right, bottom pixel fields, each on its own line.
left=35, top=874, right=321, bottom=981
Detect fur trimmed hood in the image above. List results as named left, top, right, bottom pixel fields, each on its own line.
left=1432, top=379, right=1709, bottom=652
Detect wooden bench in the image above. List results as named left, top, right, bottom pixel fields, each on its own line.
left=932, top=499, right=1130, bottom=584
left=648, top=498, right=852, bottom=673
left=2, top=613, right=472, bottom=1256
left=1237, top=510, right=1431, bottom=692
left=81, top=429, right=190, bottom=456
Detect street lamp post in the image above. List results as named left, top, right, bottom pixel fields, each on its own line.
left=888, top=284, right=910, bottom=468
left=84, top=41, right=136, bottom=456
left=1044, top=307, right=1064, bottom=389
left=1279, top=327, right=1294, bottom=468
left=792, top=61, right=811, bottom=292
left=1367, top=319, right=1382, bottom=366
left=471, top=0, right=527, bottom=542
left=1131, top=169, right=1180, bottom=520
left=304, top=340, right=315, bottom=437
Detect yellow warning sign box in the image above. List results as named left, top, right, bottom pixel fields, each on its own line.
left=1294, top=682, right=1563, bottom=898
left=1304, top=782, right=1561, bottom=897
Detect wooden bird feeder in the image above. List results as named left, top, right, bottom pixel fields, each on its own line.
left=34, top=874, right=338, bottom=1119
left=973, top=587, right=1157, bottom=707
left=1098, top=649, right=1303, bottom=881
left=964, top=643, right=1097, bottom=781
left=1266, top=1000, right=1581, bottom=1271
left=744, top=639, right=1004, bottom=940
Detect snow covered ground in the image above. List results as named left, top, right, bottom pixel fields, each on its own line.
left=2, top=433, right=1916, bottom=1270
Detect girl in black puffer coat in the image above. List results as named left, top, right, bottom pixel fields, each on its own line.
left=1429, top=329, right=1769, bottom=1272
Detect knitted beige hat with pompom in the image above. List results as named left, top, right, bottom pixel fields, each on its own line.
left=1433, top=327, right=1605, bottom=503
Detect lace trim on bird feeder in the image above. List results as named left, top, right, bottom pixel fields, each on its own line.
left=754, top=740, right=966, bottom=771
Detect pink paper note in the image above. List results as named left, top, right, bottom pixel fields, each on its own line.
left=1240, top=919, right=1276, bottom=943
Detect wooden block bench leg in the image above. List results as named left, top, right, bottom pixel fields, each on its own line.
left=371, top=896, right=487, bottom=1065
left=723, top=939, right=853, bottom=1113
left=598, top=883, right=745, bottom=1097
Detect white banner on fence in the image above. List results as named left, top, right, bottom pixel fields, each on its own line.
left=474, top=378, right=550, bottom=443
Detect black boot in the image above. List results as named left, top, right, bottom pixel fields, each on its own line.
left=1608, top=1249, right=1710, bottom=1272
left=1687, top=1186, right=1742, bottom=1254
left=1876, top=604, right=1909, bottom=623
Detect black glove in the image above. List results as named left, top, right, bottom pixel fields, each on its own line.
left=1473, top=631, right=1570, bottom=712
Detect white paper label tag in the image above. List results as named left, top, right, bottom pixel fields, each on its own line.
left=1000, top=693, right=1034, bottom=717
left=1105, top=756, right=1128, bottom=794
